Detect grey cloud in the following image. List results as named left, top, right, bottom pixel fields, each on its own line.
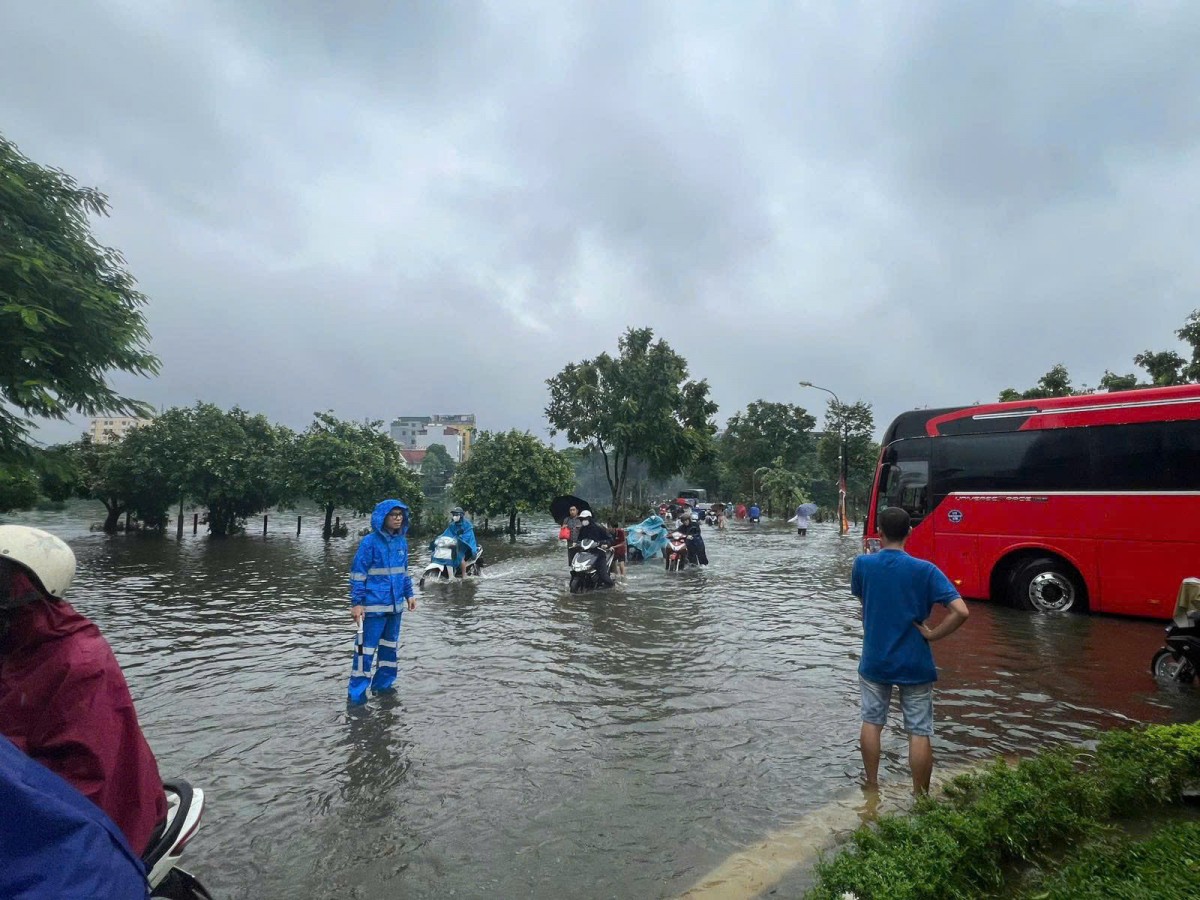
left=4, top=1, right=1200, bottom=450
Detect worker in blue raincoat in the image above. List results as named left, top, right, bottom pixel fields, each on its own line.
left=348, top=499, right=416, bottom=704
left=434, top=506, right=479, bottom=579
left=1, top=734, right=150, bottom=899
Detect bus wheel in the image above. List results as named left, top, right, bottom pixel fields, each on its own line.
left=1010, top=558, right=1084, bottom=613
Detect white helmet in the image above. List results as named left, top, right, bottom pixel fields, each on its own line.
left=0, top=525, right=76, bottom=599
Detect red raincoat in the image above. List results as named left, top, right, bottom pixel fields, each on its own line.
left=0, top=579, right=167, bottom=856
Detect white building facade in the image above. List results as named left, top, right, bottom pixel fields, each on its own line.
left=88, top=416, right=152, bottom=444
left=389, top=414, right=476, bottom=462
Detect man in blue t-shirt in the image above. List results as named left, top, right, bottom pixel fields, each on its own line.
left=851, top=506, right=969, bottom=795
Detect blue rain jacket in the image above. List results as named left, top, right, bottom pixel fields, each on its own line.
left=437, top=517, right=478, bottom=557
left=626, top=515, right=669, bottom=560
left=0, top=734, right=150, bottom=899
left=350, top=500, right=414, bottom=615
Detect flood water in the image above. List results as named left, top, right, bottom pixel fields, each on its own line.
left=5, top=502, right=1199, bottom=899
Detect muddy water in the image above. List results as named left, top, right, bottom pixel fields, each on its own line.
left=5, top=503, right=1198, bottom=898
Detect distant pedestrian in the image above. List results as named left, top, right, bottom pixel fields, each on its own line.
left=795, top=505, right=811, bottom=536
left=348, top=500, right=416, bottom=704
left=851, top=507, right=969, bottom=795
left=607, top=519, right=627, bottom=577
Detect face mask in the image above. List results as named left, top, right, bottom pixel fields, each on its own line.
left=452, top=515, right=462, bottom=521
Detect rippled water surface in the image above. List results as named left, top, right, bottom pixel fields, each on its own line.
left=7, top=503, right=1200, bottom=899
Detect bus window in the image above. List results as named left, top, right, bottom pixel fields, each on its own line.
left=878, top=441, right=929, bottom=524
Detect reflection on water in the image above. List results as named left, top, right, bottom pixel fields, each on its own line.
left=3, top=502, right=1198, bottom=898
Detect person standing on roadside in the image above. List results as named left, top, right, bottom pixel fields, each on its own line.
left=851, top=506, right=969, bottom=795
left=348, top=500, right=416, bottom=704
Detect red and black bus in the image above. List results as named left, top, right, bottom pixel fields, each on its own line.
left=864, top=384, right=1200, bottom=619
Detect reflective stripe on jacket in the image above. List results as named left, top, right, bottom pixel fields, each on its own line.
left=350, top=499, right=414, bottom=614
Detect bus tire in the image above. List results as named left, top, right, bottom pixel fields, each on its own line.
left=1009, top=557, right=1085, bottom=614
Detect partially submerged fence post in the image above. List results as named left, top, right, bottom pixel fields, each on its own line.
left=193, top=513, right=198, bottom=535
left=263, top=515, right=268, bottom=536
left=296, top=516, right=302, bottom=536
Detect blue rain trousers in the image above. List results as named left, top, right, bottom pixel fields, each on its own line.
left=348, top=613, right=403, bottom=703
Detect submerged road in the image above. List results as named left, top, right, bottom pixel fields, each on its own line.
left=10, top=503, right=1200, bottom=898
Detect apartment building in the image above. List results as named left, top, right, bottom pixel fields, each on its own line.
left=88, top=415, right=152, bottom=444
left=389, top=414, right=476, bottom=462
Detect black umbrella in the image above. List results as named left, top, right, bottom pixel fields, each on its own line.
left=550, top=495, right=591, bottom=523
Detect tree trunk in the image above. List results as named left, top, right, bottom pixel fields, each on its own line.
left=102, top=503, right=124, bottom=533
left=323, top=504, right=335, bottom=539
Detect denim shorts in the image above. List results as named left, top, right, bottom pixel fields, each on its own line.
left=859, top=676, right=934, bottom=737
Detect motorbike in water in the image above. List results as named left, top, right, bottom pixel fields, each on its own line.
left=665, top=531, right=689, bottom=571
left=1151, top=577, right=1200, bottom=683
left=569, top=539, right=615, bottom=593
left=145, top=780, right=213, bottom=899
left=419, top=535, right=483, bottom=587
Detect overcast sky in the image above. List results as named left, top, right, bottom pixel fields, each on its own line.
left=3, top=1, right=1199, bottom=446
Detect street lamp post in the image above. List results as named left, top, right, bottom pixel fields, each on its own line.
left=799, top=380, right=849, bottom=535
left=752, top=466, right=769, bottom=506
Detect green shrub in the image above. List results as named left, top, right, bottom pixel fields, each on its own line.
left=806, top=724, right=1200, bottom=900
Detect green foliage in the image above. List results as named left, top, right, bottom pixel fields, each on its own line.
left=37, top=443, right=78, bottom=503
left=1098, top=370, right=1139, bottom=392
left=135, top=403, right=294, bottom=536
left=0, top=464, right=39, bottom=512
left=1000, top=364, right=1077, bottom=401
left=806, top=723, right=1200, bottom=900
left=0, top=135, right=159, bottom=461
left=295, top=412, right=420, bottom=538
left=757, top=455, right=809, bottom=512
left=1177, top=309, right=1200, bottom=382
left=453, top=429, right=574, bottom=533
left=722, top=401, right=817, bottom=494
left=1022, top=820, right=1200, bottom=899
left=420, top=443, right=456, bottom=496
left=814, top=399, right=878, bottom=511
left=545, top=327, right=717, bottom=515
left=1133, top=349, right=1186, bottom=387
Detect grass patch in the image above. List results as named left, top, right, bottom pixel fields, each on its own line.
left=804, top=723, right=1200, bottom=900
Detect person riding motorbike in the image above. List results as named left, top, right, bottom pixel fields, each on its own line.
left=0, top=525, right=167, bottom=857
left=575, top=511, right=615, bottom=587
left=434, top=507, right=479, bottom=578
left=676, top=510, right=709, bottom=566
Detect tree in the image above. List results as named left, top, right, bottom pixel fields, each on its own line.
left=721, top=400, right=817, bottom=497
left=420, top=444, right=456, bottom=497
left=1177, top=309, right=1200, bottom=382
left=452, top=430, right=574, bottom=534
left=0, top=135, right=159, bottom=462
left=140, top=403, right=293, bottom=536
left=295, top=412, right=420, bottom=539
left=1098, top=370, right=1139, bottom=392
left=757, top=456, right=809, bottom=515
left=998, top=364, right=1075, bottom=402
left=0, top=464, right=39, bottom=513
left=1133, top=350, right=1186, bottom=386
left=815, top=399, right=878, bottom=518
left=545, top=327, right=717, bottom=515
left=56, top=436, right=139, bottom=532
